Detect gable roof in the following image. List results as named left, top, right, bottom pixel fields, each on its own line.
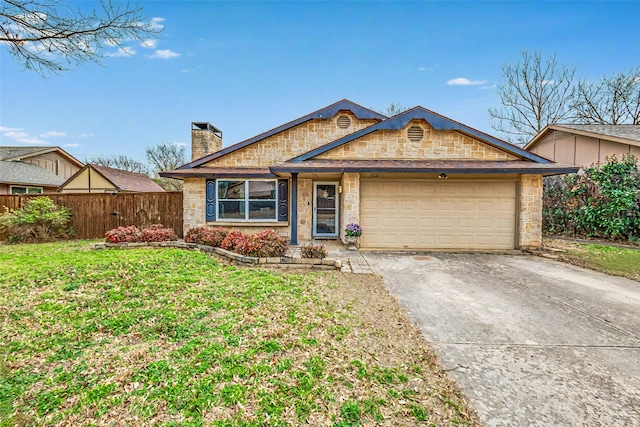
left=526, top=124, right=640, bottom=150
left=0, top=160, right=66, bottom=187
left=180, top=99, right=387, bottom=169
left=0, top=146, right=84, bottom=167
left=60, top=164, right=164, bottom=192
left=290, top=107, right=551, bottom=163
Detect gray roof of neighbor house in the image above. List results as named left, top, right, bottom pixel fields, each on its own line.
left=60, top=164, right=165, bottom=192
left=0, top=160, right=66, bottom=187
left=526, top=124, right=640, bottom=149
left=0, top=146, right=84, bottom=166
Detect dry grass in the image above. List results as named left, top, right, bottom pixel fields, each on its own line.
left=0, top=241, right=479, bottom=426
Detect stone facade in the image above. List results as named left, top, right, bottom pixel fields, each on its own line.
left=182, top=178, right=206, bottom=235
left=339, top=173, right=360, bottom=242
left=203, top=112, right=379, bottom=167
left=297, top=179, right=313, bottom=241
left=316, top=121, right=517, bottom=161
left=518, top=174, right=543, bottom=249
left=191, top=127, right=222, bottom=161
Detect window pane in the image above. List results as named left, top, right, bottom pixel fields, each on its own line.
left=27, top=188, right=42, bottom=194
left=11, top=187, right=26, bottom=194
left=249, top=201, right=276, bottom=220
left=219, top=201, right=245, bottom=219
left=249, top=181, right=276, bottom=200
left=218, top=181, right=245, bottom=199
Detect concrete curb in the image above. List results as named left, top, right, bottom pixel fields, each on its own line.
left=94, top=241, right=340, bottom=270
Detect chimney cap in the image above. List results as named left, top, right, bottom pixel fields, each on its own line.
left=192, top=122, right=222, bottom=137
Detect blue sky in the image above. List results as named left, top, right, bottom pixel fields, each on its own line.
left=1, top=1, right=639, bottom=165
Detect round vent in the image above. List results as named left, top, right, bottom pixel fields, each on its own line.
left=408, top=125, right=424, bottom=142
left=337, top=115, right=351, bottom=129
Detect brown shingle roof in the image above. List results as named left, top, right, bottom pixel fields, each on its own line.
left=90, top=164, right=165, bottom=192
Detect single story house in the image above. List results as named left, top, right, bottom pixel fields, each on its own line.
left=59, top=164, right=165, bottom=193
left=162, top=99, right=577, bottom=250
left=0, top=146, right=83, bottom=194
left=525, top=124, right=640, bottom=167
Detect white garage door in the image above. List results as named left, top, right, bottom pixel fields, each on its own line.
left=360, top=180, right=516, bottom=250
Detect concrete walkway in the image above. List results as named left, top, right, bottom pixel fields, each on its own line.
left=363, top=252, right=640, bottom=426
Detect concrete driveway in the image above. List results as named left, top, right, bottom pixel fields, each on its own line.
left=363, top=252, right=640, bottom=426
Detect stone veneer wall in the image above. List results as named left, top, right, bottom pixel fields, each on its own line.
left=316, top=121, right=517, bottom=161
left=202, top=112, right=379, bottom=167
left=340, top=173, right=360, bottom=242
left=518, top=174, right=543, bottom=249
left=183, top=178, right=206, bottom=236
left=297, top=179, right=313, bottom=241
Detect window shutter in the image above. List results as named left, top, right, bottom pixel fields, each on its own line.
left=278, top=179, right=288, bottom=221
left=206, top=180, right=216, bottom=221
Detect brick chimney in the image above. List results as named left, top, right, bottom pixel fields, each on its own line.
left=191, top=122, right=222, bottom=161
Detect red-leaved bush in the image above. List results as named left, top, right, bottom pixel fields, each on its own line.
left=141, top=224, right=178, bottom=242
left=220, top=230, right=246, bottom=251
left=184, top=227, right=228, bottom=246
left=105, top=224, right=177, bottom=243
left=237, top=229, right=288, bottom=257
left=105, top=225, right=144, bottom=243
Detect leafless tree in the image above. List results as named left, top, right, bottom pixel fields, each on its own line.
left=0, top=0, right=161, bottom=77
left=573, top=68, right=640, bottom=125
left=146, top=142, right=185, bottom=191
left=488, top=51, right=576, bottom=145
left=383, top=102, right=409, bottom=117
left=87, top=154, right=148, bottom=174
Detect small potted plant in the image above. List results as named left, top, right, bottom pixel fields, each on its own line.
left=344, top=222, right=362, bottom=244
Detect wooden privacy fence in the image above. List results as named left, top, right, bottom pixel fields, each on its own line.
left=0, top=192, right=183, bottom=241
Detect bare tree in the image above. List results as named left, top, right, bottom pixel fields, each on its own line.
left=573, top=68, right=640, bottom=125
left=488, top=51, right=576, bottom=145
left=0, top=0, right=161, bottom=77
left=383, top=102, right=409, bottom=117
left=146, top=142, right=185, bottom=191
left=87, top=154, right=148, bottom=174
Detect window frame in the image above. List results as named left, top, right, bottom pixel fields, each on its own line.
left=216, top=179, right=278, bottom=222
left=10, top=185, right=43, bottom=195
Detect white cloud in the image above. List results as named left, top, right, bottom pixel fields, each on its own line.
left=149, top=17, right=166, bottom=31
left=141, top=39, right=158, bottom=49
left=107, top=46, right=137, bottom=57
left=480, top=84, right=497, bottom=90
left=40, top=131, right=66, bottom=138
left=3, top=131, right=29, bottom=139
left=541, top=80, right=555, bottom=86
left=0, top=126, right=22, bottom=132
left=447, top=77, right=488, bottom=86
left=77, top=133, right=94, bottom=138
left=64, top=143, right=81, bottom=147
left=147, top=49, right=181, bottom=59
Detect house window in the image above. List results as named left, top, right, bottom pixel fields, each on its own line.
left=10, top=186, right=43, bottom=194
left=217, top=180, right=277, bottom=220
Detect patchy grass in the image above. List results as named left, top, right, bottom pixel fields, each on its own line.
left=544, top=238, right=640, bottom=281
left=0, top=241, right=479, bottom=426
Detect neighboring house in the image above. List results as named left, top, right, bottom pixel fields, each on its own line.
left=0, top=146, right=83, bottom=194
left=161, top=99, right=577, bottom=250
left=525, top=124, right=640, bottom=167
left=59, top=164, right=164, bottom=193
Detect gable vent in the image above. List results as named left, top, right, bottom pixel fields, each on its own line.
left=408, top=125, right=424, bottom=142
left=337, top=115, right=351, bottom=129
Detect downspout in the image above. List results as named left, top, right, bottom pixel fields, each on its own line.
left=291, top=173, right=298, bottom=246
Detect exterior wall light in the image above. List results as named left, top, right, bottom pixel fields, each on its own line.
left=438, top=173, right=448, bottom=179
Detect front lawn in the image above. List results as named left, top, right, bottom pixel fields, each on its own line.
left=544, top=238, right=640, bottom=281
left=0, top=241, right=478, bottom=426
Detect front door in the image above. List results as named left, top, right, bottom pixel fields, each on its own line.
left=313, top=182, right=339, bottom=237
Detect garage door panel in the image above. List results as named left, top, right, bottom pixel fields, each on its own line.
left=361, top=180, right=516, bottom=250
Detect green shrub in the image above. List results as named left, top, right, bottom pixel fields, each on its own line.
left=300, top=244, right=327, bottom=259
left=543, top=154, right=640, bottom=240
left=0, top=197, right=73, bottom=243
